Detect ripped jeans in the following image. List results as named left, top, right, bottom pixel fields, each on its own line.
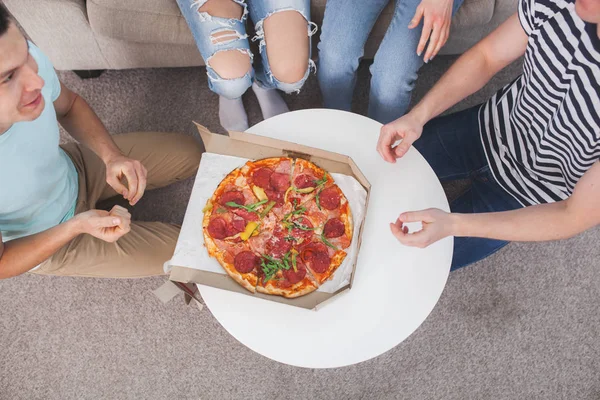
left=177, top=0, right=316, bottom=99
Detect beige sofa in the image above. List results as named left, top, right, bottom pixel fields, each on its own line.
left=5, top=0, right=517, bottom=71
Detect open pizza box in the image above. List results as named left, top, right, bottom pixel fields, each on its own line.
left=165, top=123, right=371, bottom=310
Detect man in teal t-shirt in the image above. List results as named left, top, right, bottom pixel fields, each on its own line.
left=0, top=6, right=202, bottom=279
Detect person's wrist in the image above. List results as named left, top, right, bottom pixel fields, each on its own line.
left=448, top=213, right=465, bottom=237
left=101, top=148, right=124, bottom=166
left=409, top=105, right=430, bottom=127
left=68, top=214, right=87, bottom=236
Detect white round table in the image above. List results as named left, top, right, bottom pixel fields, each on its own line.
left=198, top=109, right=452, bottom=368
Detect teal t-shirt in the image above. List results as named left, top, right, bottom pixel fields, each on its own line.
left=0, top=42, right=78, bottom=242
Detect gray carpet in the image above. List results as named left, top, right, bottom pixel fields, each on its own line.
left=1, top=58, right=599, bottom=400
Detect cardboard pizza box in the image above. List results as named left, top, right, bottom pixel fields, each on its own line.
left=167, top=123, right=371, bottom=310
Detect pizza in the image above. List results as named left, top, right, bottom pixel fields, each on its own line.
left=202, top=157, right=353, bottom=298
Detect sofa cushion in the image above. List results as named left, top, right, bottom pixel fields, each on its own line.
left=87, top=0, right=196, bottom=45
left=88, top=0, right=498, bottom=48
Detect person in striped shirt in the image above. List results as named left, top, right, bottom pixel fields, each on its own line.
left=376, top=0, right=600, bottom=270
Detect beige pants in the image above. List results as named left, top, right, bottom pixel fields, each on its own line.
left=31, top=132, right=203, bottom=278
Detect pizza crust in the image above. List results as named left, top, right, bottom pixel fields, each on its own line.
left=256, top=271, right=319, bottom=298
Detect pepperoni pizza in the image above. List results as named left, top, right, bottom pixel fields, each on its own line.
left=202, top=157, right=353, bottom=298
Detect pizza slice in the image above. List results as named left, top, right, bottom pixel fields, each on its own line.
left=296, top=240, right=347, bottom=285
left=241, top=157, right=293, bottom=218
left=297, top=183, right=353, bottom=251
left=287, top=158, right=334, bottom=207
left=256, top=250, right=319, bottom=298
left=203, top=210, right=260, bottom=292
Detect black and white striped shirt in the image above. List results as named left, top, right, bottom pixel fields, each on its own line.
left=479, top=0, right=600, bottom=206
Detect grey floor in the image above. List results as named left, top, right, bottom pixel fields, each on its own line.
left=1, top=58, right=599, bottom=400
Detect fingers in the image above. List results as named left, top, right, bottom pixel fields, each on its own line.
left=106, top=173, right=129, bottom=199
left=390, top=216, right=431, bottom=248
left=424, top=22, right=442, bottom=63
left=110, top=205, right=131, bottom=221
left=399, top=209, right=436, bottom=223
left=130, top=162, right=147, bottom=205
left=408, top=5, right=424, bottom=29
left=106, top=158, right=147, bottom=205
left=416, top=16, right=433, bottom=57
left=430, top=24, right=450, bottom=61
left=110, top=205, right=131, bottom=233
left=120, top=164, right=139, bottom=203
left=97, top=215, right=122, bottom=228
left=393, top=135, right=416, bottom=159
left=389, top=218, right=405, bottom=237
left=392, top=225, right=432, bottom=248
left=109, top=204, right=130, bottom=217
left=377, top=125, right=400, bottom=163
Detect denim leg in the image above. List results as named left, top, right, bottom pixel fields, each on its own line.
left=413, top=105, right=489, bottom=181
left=450, top=168, right=524, bottom=271
left=317, top=0, right=390, bottom=111
left=176, top=0, right=254, bottom=99
left=368, top=0, right=465, bottom=123
left=248, top=0, right=316, bottom=93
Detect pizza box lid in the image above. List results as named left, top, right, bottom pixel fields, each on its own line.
left=167, top=124, right=371, bottom=310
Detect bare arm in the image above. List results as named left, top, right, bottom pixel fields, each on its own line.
left=378, top=13, right=530, bottom=161
left=410, top=13, right=529, bottom=125
left=0, top=207, right=131, bottom=279
left=392, top=162, right=600, bottom=247
left=454, top=162, right=600, bottom=242
left=54, top=83, right=122, bottom=163
left=53, top=83, right=147, bottom=205
left=0, top=219, right=82, bottom=279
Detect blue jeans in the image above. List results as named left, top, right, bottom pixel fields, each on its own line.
left=414, top=106, right=525, bottom=270
left=317, top=0, right=463, bottom=124
left=177, top=0, right=315, bottom=99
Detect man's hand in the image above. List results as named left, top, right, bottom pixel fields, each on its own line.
left=74, top=206, right=132, bottom=243
left=104, top=154, right=147, bottom=205
left=377, top=113, right=424, bottom=163
left=409, top=0, right=454, bottom=62
left=390, top=208, right=454, bottom=248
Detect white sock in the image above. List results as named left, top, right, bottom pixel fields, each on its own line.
left=252, top=82, right=289, bottom=120
left=219, top=96, right=249, bottom=132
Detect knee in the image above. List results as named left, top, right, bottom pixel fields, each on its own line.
left=370, top=64, right=417, bottom=99
left=207, top=49, right=253, bottom=98
left=261, top=10, right=310, bottom=85
left=370, top=53, right=421, bottom=95
left=269, top=57, right=308, bottom=85
left=179, top=134, right=204, bottom=166
left=317, top=39, right=360, bottom=77
left=208, top=49, right=252, bottom=80
left=166, top=133, right=204, bottom=177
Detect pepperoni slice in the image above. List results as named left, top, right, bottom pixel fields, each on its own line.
left=282, top=260, right=307, bottom=285
left=229, top=216, right=246, bottom=235
left=269, top=172, right=291, bottom=192
left=266, top=189, right=285, bottom=205
left=301, top=242, right=331, bottom=274
left=253, top=168, right=273, bottom=189
left=290, top=216, right=314, bottom=240
left=234, top=251, right=259, bottom=274
left=207, top=217, right=228, bottom=240
left=309, top=251, right=331, bottom=274
left=219, top=191, right=245, bottom=207
left=319, top=186, right=341, bottom=210
left=294, top=174, right=316, bottom=189
left=266, top=227, right=293, bottom=258
left=323, top=218, right=345, bottom=238
left=231, top=208, right=259, bottom=222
